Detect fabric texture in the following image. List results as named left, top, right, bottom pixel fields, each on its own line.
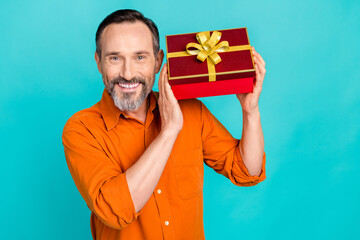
left=62, top=89, right=266, bottom=240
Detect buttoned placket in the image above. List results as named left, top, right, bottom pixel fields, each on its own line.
left=144, top=109, right=175, bottom=239
left=152, top=181, right=174, bottom=239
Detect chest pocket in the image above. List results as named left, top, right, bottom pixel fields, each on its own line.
left=172, top=147, right=204, bottom=200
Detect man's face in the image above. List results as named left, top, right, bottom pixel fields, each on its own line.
left=95, top=21, right=163, bottom=111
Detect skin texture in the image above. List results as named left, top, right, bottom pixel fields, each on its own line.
left=95, top=22, right=164, bottom=122
left=237, top=47, right=266, bottom=176
left=95, top=21, right=266, bottom=212
left=95, top=22, right=182, bottom=212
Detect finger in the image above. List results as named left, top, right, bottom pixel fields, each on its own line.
left=252, top=46, right=257, bottom=60
left=253, top=53, right=266, bottom=74
left=253, top=64, right=263, bottom=93
left=255, top=61, right=260, bottom=79
left=257, top=53, right=266, bottom=67
left=162, top=66, right=169, bottom=96
left=253, top=54, right=259, bottom=66
left=158, top=63, right=167, bottom=99
left=252, top=49, right=261, bottom=68
left=253, top=55, right=264, bottom=76
left=163, top=68, right=177, bottom=101
left=256, top=63, right=265, bottom=90
left=257, top=59, right=266, bottom=77
left=252, top=49, right=265, bottom=67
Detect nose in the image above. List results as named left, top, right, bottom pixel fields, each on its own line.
left=122, top=58, right=135, bottom=81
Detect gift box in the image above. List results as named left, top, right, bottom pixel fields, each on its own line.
left=166, top=27, right=256, bottom=99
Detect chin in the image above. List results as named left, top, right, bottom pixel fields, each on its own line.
left=112, top=87, right=148, bottom=112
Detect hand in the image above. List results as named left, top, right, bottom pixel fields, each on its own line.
left=236, top=47, right=266, bottom=114
left=158, top=63, right=183, bottom=135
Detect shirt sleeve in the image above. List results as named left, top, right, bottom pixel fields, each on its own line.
left=62, top=122, right=140, bottom=230
left=200, top=102, right=266, bottom=186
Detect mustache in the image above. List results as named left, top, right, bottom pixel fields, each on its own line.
left=110, top=76, right=146, bottom=85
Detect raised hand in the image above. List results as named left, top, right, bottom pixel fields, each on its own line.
left=236, top=47, right=266, bottom=114
left=157, top=63, right=183, bottom=135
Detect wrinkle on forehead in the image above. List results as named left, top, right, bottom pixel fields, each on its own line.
left=100, top=21, right=154, bottom=56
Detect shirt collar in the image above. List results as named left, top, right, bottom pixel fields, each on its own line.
left=99, top=89, right=158, bottom=131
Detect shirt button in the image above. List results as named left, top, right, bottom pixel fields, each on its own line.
left=157, top=189, right=162, bottom=194
left=165, top=221, right=169, bottom=226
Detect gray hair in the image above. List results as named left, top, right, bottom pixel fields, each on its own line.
left=95, top=9, right=160, bottom=58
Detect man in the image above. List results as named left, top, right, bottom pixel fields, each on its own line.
left=62, top=9, right=266, bottom=240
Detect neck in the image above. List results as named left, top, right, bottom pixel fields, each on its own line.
left=123, top=95, right=149, bottom=124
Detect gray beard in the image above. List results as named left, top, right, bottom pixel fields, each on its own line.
left=105, top=75, right=152, bottom=111
left=111, top=87, right=148, bottom=111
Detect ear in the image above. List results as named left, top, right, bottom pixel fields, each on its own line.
left=155, top=49, right=164, bottom=73
left=95, top=51, right=102, bottom=74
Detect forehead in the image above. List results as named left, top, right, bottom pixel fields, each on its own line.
left=100, top=21, right=154, bottom=54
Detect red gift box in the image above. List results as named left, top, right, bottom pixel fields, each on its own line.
left=166, top=28, right=256, bottom=99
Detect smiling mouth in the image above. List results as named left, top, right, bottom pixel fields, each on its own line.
left=117, top=82, right=141, bottom=89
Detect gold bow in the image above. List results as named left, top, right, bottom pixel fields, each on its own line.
left=185, top=31, right=229, bottom=81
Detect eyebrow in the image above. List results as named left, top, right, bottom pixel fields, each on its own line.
left=104, top=50, right=151, bottom=56
left=135, top=50, right=151, bottom=55
left=104, top=51, right=121, bottom=57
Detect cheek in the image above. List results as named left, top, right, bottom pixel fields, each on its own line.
left=101, top=64, right=119, bottom=80
left=142, top=63, right=157, bottom=77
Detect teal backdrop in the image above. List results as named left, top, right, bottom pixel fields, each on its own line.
left=1, top=0, right=359, bottom=239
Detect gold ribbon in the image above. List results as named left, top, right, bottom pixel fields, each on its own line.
left=167, top=31, right=252, bottom=82
left=185, top=31, right=228, bottom=82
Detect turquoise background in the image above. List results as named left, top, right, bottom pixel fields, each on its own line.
left=1, top=0, right=359, bottom=239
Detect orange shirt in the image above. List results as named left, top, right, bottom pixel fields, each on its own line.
left=62, top=89, right=266, bottom=240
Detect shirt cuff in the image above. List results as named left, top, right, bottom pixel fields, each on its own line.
left=232, top=144, right=266, bottom=186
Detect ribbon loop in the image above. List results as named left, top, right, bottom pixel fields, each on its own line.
left=209, top=52, right=221, bottom=65
left=197, top=50, right=208, bottom=62
left=205, top=31, right=222, bottom=49
left=186, top=42, right=202, bottom=55
left=196, top=31, right=210, bottom=46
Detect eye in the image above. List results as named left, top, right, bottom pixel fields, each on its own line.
left=137, top=55, right=146, bottom=60
left=110, top=56, right=119, bottom=61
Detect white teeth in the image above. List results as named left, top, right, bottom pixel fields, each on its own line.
left=118, top=83, right=140, bottom=89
